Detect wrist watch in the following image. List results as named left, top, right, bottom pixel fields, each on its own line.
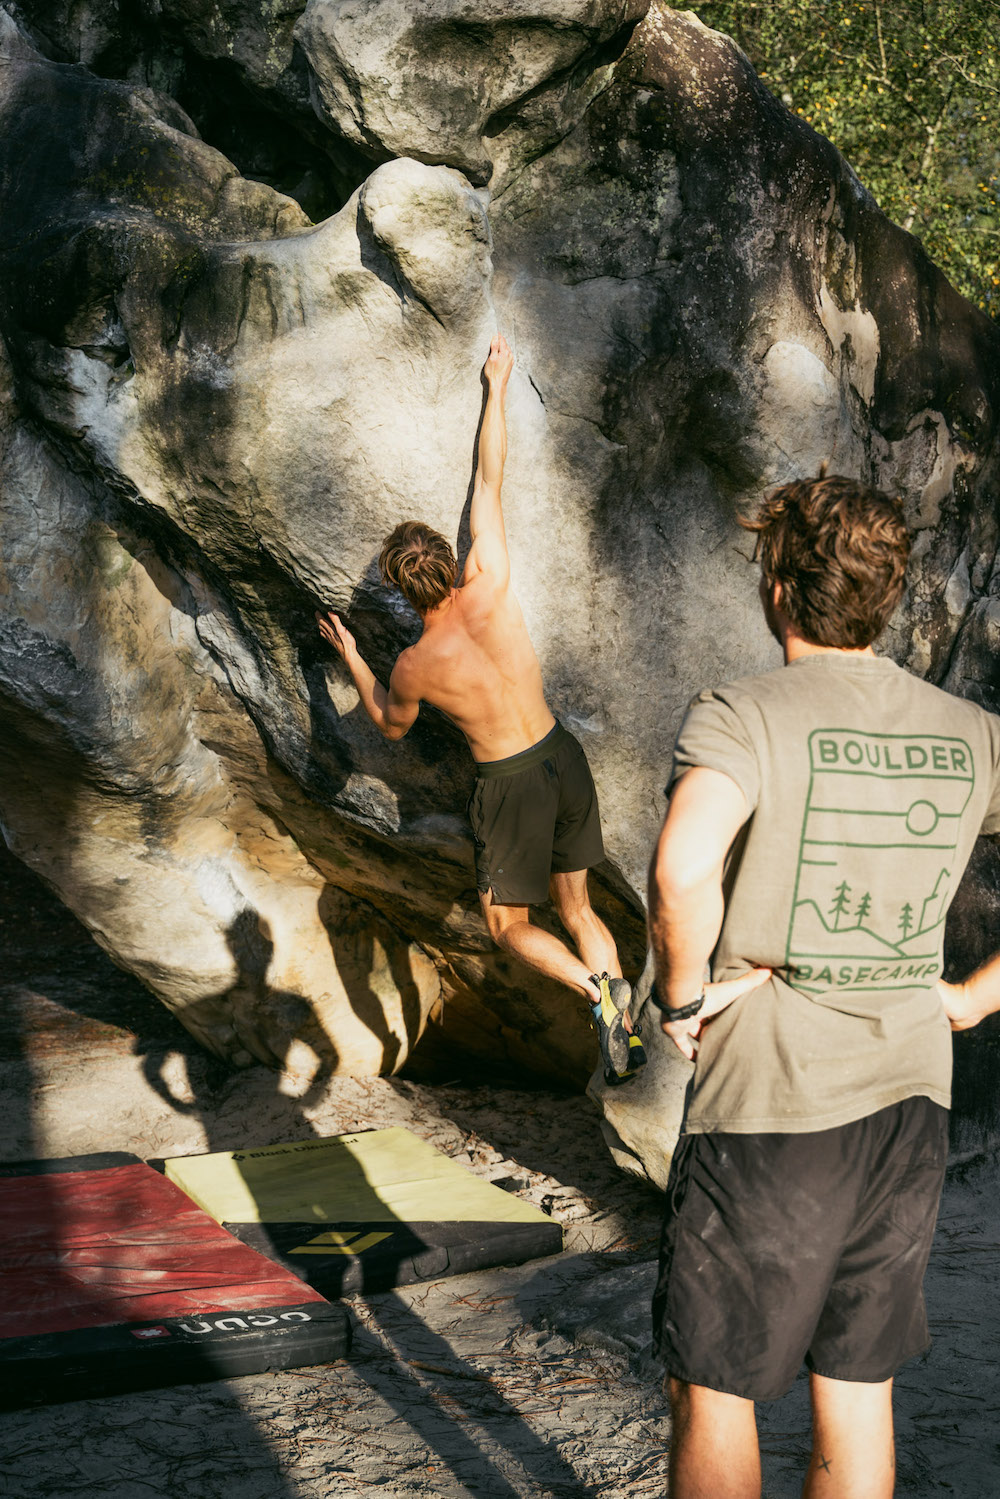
left=649, top=980, right=706, bottom=1021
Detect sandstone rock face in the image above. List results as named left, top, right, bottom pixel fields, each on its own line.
left=2, top=2, right=998, bottom=1176
left=298, top=0, right=648, bottom=188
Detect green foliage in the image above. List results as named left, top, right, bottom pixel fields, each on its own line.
left=694, top=1, right=1000, bottom=316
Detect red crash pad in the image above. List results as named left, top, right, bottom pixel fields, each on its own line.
left=0, top=1152, right=350, bottom=1406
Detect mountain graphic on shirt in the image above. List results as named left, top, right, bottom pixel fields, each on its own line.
left=790, top=869, right=950, bottom=961
left=789, top=899, right=905, bottom=959
left=913, top=867, right=951, bottom=939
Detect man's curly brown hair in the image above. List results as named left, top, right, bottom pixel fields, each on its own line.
left=379, top=520, right=457, bottom=613
left=740, top=473, right=910, bottom=648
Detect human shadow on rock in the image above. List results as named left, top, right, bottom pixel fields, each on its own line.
left=138, top=910, right=336, bottom=1126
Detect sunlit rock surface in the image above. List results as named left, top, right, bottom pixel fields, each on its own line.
left=1, top=2, right=998, bottom=1177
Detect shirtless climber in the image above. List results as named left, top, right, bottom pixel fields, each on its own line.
left=317, top=334, right=645, bottom=1085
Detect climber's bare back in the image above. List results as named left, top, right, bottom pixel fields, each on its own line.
left=390, top=570, right=554, bottom=763
left=320, top=334, right=554, bottom=763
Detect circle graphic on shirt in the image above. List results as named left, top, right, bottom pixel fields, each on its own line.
left=905, top=800, right=939, bottom=836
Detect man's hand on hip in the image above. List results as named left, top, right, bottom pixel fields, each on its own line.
left=937, top=978, right=982, bottom=1031
left=661, top=967, right=772, bottom=1061
left=935, top=950, right=1000, bottom=1032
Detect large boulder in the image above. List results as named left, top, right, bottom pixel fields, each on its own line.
left=1, top=2, right=998, bottom=1174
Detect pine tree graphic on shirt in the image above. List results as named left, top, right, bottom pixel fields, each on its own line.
left=786, top=730, right=974, bottom=993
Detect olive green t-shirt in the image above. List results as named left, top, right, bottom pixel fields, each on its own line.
left=670, top=653, right=1000, bottom=1134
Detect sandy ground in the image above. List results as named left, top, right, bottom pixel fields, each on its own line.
left=2, top=845, right=1000, bottom=1497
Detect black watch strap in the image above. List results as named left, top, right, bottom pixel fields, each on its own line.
left=649, top=981, right=706, bottom=1021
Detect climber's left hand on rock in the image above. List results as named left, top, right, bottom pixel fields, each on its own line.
left=317, top=610, right=355, bottom=659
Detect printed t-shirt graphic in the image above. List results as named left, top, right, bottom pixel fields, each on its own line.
left=787, top=730, right=973, bottom=994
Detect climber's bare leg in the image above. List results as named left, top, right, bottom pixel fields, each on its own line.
left=550, top=869, right=632, bottom=1030
left=479, top=890, right=599, bottom=1003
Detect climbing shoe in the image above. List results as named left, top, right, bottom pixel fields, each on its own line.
left=608, top=978, right=648, bottom=1084
left=623, top=1020, right=647, bottom=1077
left=590, top=972, right=632, bottom=1085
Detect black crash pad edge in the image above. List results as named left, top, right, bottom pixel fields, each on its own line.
left=228, top=1218, right=564, bottom=1295
left=0, top=1301, right=351, bottom=1409
left=0, top=1152, right=143, bottom=1177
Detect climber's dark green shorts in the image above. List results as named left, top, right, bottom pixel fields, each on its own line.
left=468, top=722, right=605, bottom=905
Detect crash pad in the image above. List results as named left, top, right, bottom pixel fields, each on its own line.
left=164, top=1127, right=562, bottom=1294
left=0, top=1152, right=350, bottom=1407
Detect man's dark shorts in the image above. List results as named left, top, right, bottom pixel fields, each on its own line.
left=652, top=1096, right=948, bottom=1402
left=468, top=722, right=605, bottom=905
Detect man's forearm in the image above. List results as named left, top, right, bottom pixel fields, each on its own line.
left=646, top=770, right=762, bottom=1055
left=967, top=952, right=1000, bottom=1012
left=648, top=866, right=724, bottom=1007
left=477, top=382, right=507, bottom=492
left=343, top=647, right=394, bottom=736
